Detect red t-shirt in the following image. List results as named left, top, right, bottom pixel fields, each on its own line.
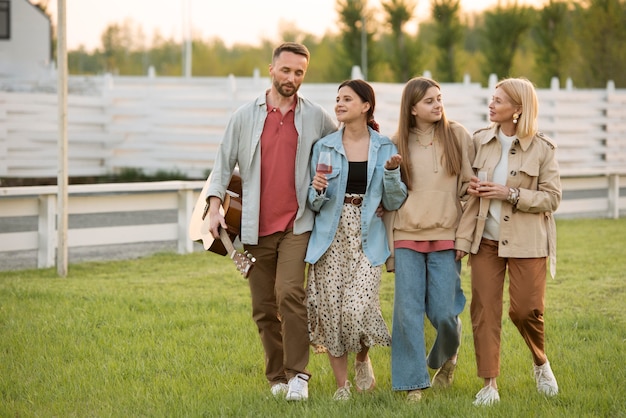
left=258, top=99, right=299, bottom=237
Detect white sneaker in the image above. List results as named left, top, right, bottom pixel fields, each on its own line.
left=286, top=373, right=309, bottom=401
left=355, top=357, right=376, bottom=391
left=534, top=360, right=559, bottom=396
left=333, top=381, right=351, bottom=401
left=270, top=382, right=289, bottom=398
left=473, top=385, right=500, bottom=406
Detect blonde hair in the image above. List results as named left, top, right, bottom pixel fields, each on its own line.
left=394, top=77, right=463, bottom=189
left=494, top=77, right=539, bottom=140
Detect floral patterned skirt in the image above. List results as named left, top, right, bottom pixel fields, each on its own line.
left=307, top=201, right=391, bottom=357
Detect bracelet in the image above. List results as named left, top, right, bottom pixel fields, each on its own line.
left=507, top=187, right=520, bottom=206
left=507, top=188, right=516, bottom=204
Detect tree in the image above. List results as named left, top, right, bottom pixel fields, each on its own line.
left=381, top=0, right=419, bottom=82
left=60, top=0, right=625, bottom=86
left=335, top=0, right=377, bottom=80
left=431, top=0, right=463, bottom=82
left=100, top=24, right=124, bottom=74
left=100, top=19, right=148, bottom=75
left=480, top=2, right=532, bottom=80
left=147, top=32, right=183, bottom=76
left=301, top=35, right=340, bottom=82
left=68, top=47, right=101, bottom=75
left=573, top=0, right=626, bottom=87
left=531, top=1, right=574, bottom=87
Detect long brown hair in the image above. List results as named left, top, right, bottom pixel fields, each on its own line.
left=394, top=77, right=462, bottom=189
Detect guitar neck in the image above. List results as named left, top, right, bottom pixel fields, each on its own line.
left=218, top=227, right=255, bottom=279
left=219, top=228, right=237, bottom=256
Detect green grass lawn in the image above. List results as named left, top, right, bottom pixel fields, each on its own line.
left=1, top=218, right=625, bottom=417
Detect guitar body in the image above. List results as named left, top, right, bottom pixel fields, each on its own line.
left=189, top=172, right=242, bottom=255
left=189, top=171, right=255, bottom=277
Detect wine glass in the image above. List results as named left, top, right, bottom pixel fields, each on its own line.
left=316, top=151, right=332, bottom=175
left=316, top=151, right=332, bottom=198
left=477, top=170, right=488, bottom=192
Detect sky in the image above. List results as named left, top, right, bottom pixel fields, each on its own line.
left=43, top=0, right=545, bottom=51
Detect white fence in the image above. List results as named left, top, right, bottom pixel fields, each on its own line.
left=1, top=75, right=625, bottom=179
left=0, top=181, right=203, bottom=269
left=0, top=172, right=625, bottom=270
left=0, top=75, right=625, bottom=270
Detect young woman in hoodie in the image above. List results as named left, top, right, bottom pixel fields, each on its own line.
left=387, top=77, right=474, bottom=402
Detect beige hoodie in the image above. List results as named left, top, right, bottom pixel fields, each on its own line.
left=385, top=120, right=474, bottom=270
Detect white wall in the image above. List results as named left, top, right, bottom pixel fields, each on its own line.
left=0, top=0, right=51, bottom=79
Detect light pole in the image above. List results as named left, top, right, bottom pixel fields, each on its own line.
left=56, top=0, right=68, bottom=276
left=361, top=15, right=368, bottom=81
left=182, top=0, right=192, bottom=78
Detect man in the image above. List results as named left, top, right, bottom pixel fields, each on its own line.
left=206, top=42, right=337, bottom=401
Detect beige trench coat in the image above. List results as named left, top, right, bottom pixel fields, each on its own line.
left=455, top=125, right=562, bottom=277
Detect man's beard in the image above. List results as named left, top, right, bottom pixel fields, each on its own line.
left=274, top=80, right=299, bottom=98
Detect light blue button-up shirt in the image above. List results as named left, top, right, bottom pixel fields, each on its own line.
left=207, top=92, right=337, bottom=244
left=305, top=127, right=407, bottom=266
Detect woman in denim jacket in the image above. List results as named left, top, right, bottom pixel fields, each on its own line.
left=305, top=79, right=407, bottom=401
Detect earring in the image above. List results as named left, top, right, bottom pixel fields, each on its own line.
left=513, top=113, right=519, bottom=124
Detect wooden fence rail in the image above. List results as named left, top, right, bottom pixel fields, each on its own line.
left=0, top=75, right=625, bottom=270
left=0, top=173, right=624, bottom=270
left=1, top=75, right=625, bottom=179
left=0, top=181, right=203, bottom=269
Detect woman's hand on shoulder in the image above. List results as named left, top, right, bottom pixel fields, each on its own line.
left=385, top=154, right=402, bottom=170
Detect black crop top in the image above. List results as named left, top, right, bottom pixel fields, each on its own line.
left=346, top=161, right=367, bottom=194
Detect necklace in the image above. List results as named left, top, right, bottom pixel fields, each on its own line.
left=416, top=138, right=433, bottom=148
left=414, top=125, right=435, bottom=148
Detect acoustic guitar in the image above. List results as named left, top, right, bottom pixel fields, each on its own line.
left=189, top=171, right=255, bottom=278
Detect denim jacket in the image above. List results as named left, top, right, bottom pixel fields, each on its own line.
left=206, top=91, right=337, bottom=244
left=305, top=127, right=408, bottom=266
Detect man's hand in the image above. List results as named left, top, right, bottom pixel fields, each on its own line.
left=208, top=196, right=228, bottom=239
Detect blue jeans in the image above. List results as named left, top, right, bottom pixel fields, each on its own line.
left=391, top=248, right=466, bottom=391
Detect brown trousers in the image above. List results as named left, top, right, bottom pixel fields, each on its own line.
left=244, top=230, right=311, bottom=385
left=469, top=238, right=548, bottom=378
